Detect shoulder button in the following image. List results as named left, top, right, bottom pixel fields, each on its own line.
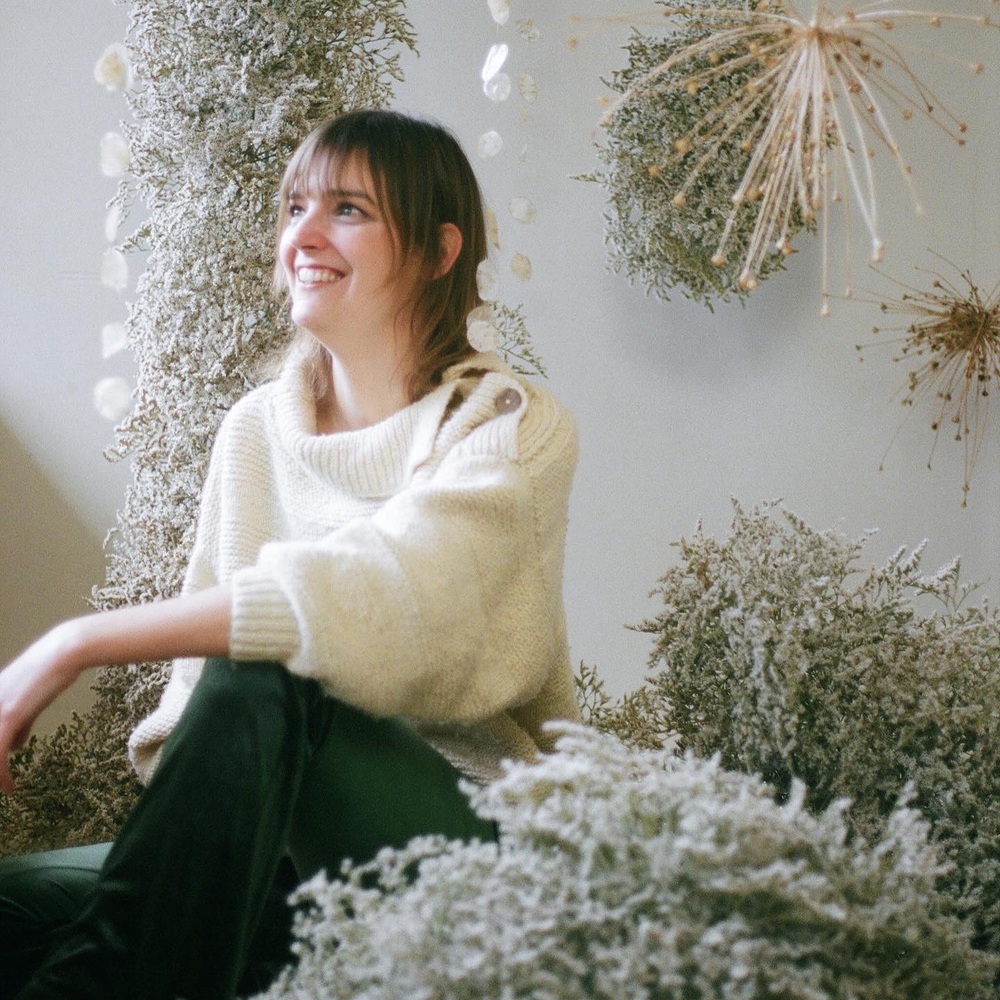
left=494, top=387, right=522, bottom=415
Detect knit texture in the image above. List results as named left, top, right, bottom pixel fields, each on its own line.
left=128, top=349, right=580, bottom=785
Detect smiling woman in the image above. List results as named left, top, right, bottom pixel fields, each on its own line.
left=0, top=109, right=580, bottom=1000
left=274, top=112, right=489, bottom=411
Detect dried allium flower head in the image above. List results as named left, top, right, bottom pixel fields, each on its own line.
left=868, top=262, right=1000, bottom=504
left=589, top=0, right=996, bottom=312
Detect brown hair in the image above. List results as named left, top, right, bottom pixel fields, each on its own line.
left=274, top=109, right=487, bottom=400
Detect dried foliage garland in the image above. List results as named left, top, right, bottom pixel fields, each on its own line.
left=0, top=0, right=415, bottom=857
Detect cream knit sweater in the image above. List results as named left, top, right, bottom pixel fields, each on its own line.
left=128, top=349, right=580, bottom=786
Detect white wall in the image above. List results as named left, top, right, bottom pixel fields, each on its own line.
left=3, top=1, right=998, bottom=704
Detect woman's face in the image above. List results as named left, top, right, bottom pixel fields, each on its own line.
left=278, top=153, right=417, bottom=347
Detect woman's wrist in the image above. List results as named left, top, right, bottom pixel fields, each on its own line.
left=46, top=617, right=102, bottom=680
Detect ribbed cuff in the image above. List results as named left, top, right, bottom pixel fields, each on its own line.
left=229, top=564, right=301, bottom=663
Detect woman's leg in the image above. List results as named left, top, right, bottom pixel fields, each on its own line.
left=15, top=659, right=319, bottom=1000
left=13, top=660, right=494, bottom=1000
left=0, top=843, right=110, bottom=997
left=287, top=698, right=495, bottom=880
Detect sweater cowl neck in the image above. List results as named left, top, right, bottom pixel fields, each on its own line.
left=268, top=351, right=509, bottom=498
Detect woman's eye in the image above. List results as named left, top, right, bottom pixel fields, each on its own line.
left=287, top=202, right=304, bottom=217
left=336, top=202, right=365, bottom=218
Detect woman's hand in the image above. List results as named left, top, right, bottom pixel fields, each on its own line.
left=0, top=623, right=85, bottom=794
left=0, top=584, right=233, bottom=795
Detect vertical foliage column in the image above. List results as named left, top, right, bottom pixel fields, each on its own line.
left=0, top=0, right=414, bottom=856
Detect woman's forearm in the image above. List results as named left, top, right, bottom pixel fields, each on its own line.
left=60, top=584, right=233, bottom=673
left=0, top=585, right=233, bottom=792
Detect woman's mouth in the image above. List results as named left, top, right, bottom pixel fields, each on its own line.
left=297, top=266, right=344, bottom=284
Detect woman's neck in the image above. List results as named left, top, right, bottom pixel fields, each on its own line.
left=313, top=347, right=415, bottom=435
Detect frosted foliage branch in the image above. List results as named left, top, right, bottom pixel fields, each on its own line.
left=587, top=500, right=1000, bottom=955
left=0, top=0, right=414, bottom=857
left=257, top=726, right=994, bottom=1000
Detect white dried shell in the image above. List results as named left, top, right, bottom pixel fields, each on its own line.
left=477, top=130, right=504, bottom=159
left=104, top=203, right=122, bottom=242
left=483, top=72, right=511, bottom=102
left=485, top=208, right=501, bottom=250
left=100, top=132, right=131, bottom=177
left=93, top=377, right=132, bottom=421
left=509, top=196, right=536, bottom=224
left=511, top=253, right=532, bottom=281
left=519, top=73, right=537, bottom=103
left=467, top=305, right=500, bottom=352
left=517, top=19, right=540, bottom=41
left=101, top=321, right=128, bottom=358
left=93, top=42, right=132, bottom=91
left=481, top=43, right=508, bottom=82
left=476, top=259, right=500, bottom=301
left=100, top=249, right=129, bottom=292
left=487, top=0, right=510, bottom=26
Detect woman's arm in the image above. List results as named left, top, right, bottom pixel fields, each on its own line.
left=0, top=584, right=232, bottom=794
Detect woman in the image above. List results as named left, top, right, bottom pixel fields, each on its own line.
left=0, top=109, right=579, bottom=999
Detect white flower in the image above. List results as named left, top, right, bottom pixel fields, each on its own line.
left=101, top=321, right=128, bottom=358
left=100, top=132, right=132, bottom=177
left=93, top=376, right=132, bottom=421
left=93, top=42, right=133, bottom=91
left=466, top=305, right=500, bottom=352
left=475, top=259, right=500, bottom=301
left=100, top=248, right=129, bottom=291
left=509, top=196, right=536, bottom=224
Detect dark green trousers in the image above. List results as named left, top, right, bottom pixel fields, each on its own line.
left=0, top=658, right=494, bottom=999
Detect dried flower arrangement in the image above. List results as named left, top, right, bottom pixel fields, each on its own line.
left=0, top=0, right=415, bottom=857
left=583, top=1, right=995, bottom=311
left=580, top=500, right=1000, bottom=958
left=863, top=261, right=1000, bottom=505
left=254, top=725, right=995, bottom=1000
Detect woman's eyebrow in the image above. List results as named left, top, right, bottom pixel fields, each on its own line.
left=325, top=186, right=377, bottom=204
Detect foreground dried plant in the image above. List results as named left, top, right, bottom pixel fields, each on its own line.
left=588, top=0, right=996, bottom=310
left=579, top=500, right=1000, bottom=956
left=867, top=263, right=1000, bottom=504
left=257, top=726, right=995, bottom=1000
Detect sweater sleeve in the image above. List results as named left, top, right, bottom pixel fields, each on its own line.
left=228, top=381, right=576, bottom=724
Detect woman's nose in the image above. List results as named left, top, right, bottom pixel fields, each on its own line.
left=291, top=207, right=329, bottom=249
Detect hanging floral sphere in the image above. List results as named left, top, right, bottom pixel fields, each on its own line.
left=583, top=0, right=804, bottom=307
left=585, top=0, right=996, bottom=310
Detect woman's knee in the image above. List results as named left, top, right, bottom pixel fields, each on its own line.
left=0, top=845, right=109, bottom=923
left=0, top=843, right=110, bottom=986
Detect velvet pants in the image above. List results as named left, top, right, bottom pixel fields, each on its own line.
left=0, top=658, right=495, bottom=1000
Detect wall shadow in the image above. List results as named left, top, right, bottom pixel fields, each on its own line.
left=0, top=418, right=106, bottom=734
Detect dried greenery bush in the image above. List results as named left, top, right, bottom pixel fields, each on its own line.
left=255, top=725, right=994, bottom=1000
left=0, top=0, right=415, bottom=857
left=580, top=500, right=1000, bottom=957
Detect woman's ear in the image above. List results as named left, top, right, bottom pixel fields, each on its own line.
left=433, top=223, right=463, bottom=279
